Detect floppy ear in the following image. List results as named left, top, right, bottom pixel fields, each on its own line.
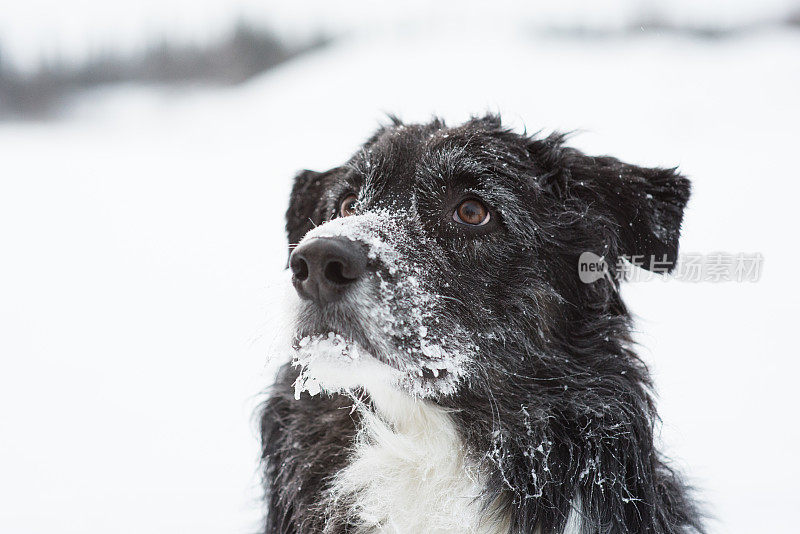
left=285, top=168, right=333, bottom=255
left=531, top=136, right=690, bottom=273
left=584, top=158, right=690, bottom=272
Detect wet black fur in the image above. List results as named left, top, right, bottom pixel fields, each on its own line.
left=261, top=115, right=703, bottom=533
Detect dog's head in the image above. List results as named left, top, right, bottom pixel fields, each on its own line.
left=285, top=115, right=689, bottom=399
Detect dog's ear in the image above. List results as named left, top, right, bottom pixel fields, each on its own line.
left=285, top=168, right=339, bottom=255
left=530, top=136, right=690, bottom=273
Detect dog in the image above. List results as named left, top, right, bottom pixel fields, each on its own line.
left=260, top=115, right=703, bottom=534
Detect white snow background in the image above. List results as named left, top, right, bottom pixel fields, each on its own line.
left=1, top=3, right=799, bottom=533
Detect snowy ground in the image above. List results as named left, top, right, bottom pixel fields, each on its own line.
left=2, top=25, right=799, bottom=533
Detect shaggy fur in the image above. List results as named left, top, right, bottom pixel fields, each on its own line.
left=261, top=115, right=703, bottom=533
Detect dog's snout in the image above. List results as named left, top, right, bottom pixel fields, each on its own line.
left=290, top=237, right=367, bottom=304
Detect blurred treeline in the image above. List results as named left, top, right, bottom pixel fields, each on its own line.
left=0, top=21, right=328, bottom=120
left=1, top=11, right=798, bottom=121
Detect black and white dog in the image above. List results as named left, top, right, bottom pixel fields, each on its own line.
left=261, top=115, right=703, bottom=534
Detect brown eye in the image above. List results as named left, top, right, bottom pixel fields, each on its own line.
left=339, top=194, right=358, bottom=217
left=453, top=198, right=490, bottom=226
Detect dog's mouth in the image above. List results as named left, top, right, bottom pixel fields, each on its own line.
left=293, top=308, right=455, bottom=376
left=289, top=263, right=471, bottom=398
left=293, top=310, right=393, bottom=367
left=292, top=328, right=392, bottom=369
left=290, top=314, right=462, bottom=399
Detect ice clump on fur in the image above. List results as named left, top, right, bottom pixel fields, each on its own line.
left=292, top=332, right=365, bottom=399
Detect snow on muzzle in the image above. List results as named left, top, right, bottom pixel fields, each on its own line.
left=288, top=211, right=477, bottom=398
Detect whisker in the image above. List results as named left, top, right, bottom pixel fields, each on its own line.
left=438, top=294, right=467, bottom=307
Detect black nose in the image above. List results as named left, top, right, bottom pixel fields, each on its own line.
left=290, top=237, right=367, bottom=304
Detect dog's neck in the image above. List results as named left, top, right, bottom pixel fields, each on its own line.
left=325, top=384, right=513, bottom=534
left=363, top=383, right=433, bottom=428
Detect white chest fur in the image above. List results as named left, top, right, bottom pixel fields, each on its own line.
left=326, top=388, right=511, bottom=534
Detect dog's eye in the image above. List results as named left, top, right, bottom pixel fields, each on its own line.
left=453, top=198, right=490, bottom=226
left=339, top=194, right=357, bottom=217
